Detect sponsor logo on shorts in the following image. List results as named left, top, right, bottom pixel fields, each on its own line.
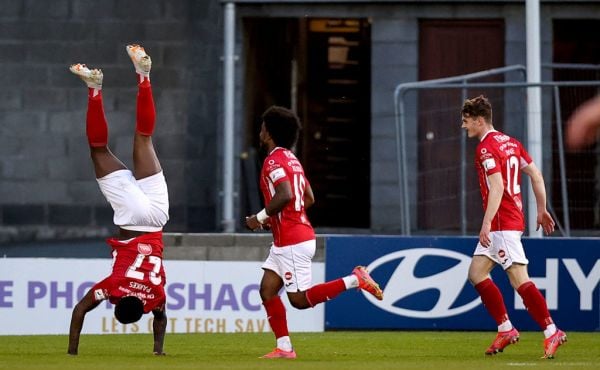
left=499, top=249, right=509, bottom=265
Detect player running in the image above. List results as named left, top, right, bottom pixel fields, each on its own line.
left=461, top=95, right=566, bottom=359
left=67, top=44, right=169, bottom=356
left=245, top=106, right=383, bottom=359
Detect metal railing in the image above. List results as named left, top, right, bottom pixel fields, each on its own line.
left=393, top=66, right=600, bottom=236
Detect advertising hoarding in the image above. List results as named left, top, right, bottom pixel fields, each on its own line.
left=325, top=236, right=600, bottom=331
left=0, top=259, right=324, bottom=335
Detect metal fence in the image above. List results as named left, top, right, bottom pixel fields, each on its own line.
left=393, top=65, right=600, bottom=236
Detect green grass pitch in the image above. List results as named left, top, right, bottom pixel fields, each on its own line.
left=0, top=331, right=598, bottom=370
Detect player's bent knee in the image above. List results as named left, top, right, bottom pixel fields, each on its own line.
left=287, top=293, right=311, bottom=309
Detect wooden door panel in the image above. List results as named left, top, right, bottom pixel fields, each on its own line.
left=418, top=19, right=505, bottom=231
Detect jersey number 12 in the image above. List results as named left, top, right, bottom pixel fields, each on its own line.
left=506, top=155, right=521, bottom=196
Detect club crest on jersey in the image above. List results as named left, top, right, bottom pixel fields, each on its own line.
left=137, top=243, right=152, bottom=255
left=284, top=271, right=293, bottom=281
left=480, top=148, right=487, bottom=154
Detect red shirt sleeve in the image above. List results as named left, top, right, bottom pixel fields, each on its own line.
left=519, top=141, right=533, bottom=168
left=477, top=143, right=501, bottom=176
left=264, top=157, right=289, bottom=187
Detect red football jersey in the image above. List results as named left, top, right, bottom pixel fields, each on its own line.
left=260, top=147, right=315, bottom=247
left=475, top=130, right=533, bottom=231
left=92, top=231, right=166, bottom=313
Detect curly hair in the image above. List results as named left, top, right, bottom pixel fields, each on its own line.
left=461, top=95, right=493, bottom=124
left=114, top=296, right=144, bottom=324
left=262, top=106, right=301, bottom=150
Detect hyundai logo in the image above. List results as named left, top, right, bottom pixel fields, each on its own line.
left=365, top=248, right=481, bottom=318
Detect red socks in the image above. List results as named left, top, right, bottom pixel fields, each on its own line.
left=263, top=296, right=289, bottom=339
left=85, top=76, right=154, bottom=146
left=517, top=281, right=553, bottom=329
left=136, top=79, right=156, bottom=136
left=305, top=279, right=346, bottom=307
left=475, top=279, right=554, bottom=330
left=474, top=278, right=509, bottom=325
left=86, top=88, right=108, bottom=147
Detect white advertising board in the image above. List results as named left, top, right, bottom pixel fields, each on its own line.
left=0, top=258, right=324, bottom=335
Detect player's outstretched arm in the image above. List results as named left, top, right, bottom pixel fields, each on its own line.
left=152, top=307, right=167, bottom=355
left=67, top=290, right=101, bottom=355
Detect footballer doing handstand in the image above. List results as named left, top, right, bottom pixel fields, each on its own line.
left=67, top=44, right=169, bottom=356
left=245, top=106, right=384, bottom=359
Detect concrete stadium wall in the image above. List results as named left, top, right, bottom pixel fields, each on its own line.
left=2, top=1, right=600, bottom=243
left=163, top=233, right=326, bottom=262
left=0, top=0, right=223, bottom=243
left=0, top=232, right=326, bottom=262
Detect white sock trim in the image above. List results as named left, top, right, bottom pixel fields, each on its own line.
left=137, top=73, right=150, bottom=84
left=342, top=275, right=359, bottom=289
left=543, top=324, right=557, bottom=338
left=276, top=336, right=292, bottom=351
left=498, top=320, right=513, bottom=332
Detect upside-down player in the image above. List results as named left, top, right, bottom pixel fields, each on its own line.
left=245, top=106, right=384, bottom=359
left=67, top=44, right=169, bottom=355
left=461, top=95, right=566, bottom=359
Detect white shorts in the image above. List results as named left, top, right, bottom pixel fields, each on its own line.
left=96, top=169, right=169, bottom=232
left=473, top=230, right=528, bottom=270
left=261, top=239, right=316, bottom=293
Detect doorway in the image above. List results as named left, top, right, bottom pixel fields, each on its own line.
left=243, top=18, right=372, bottom=228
